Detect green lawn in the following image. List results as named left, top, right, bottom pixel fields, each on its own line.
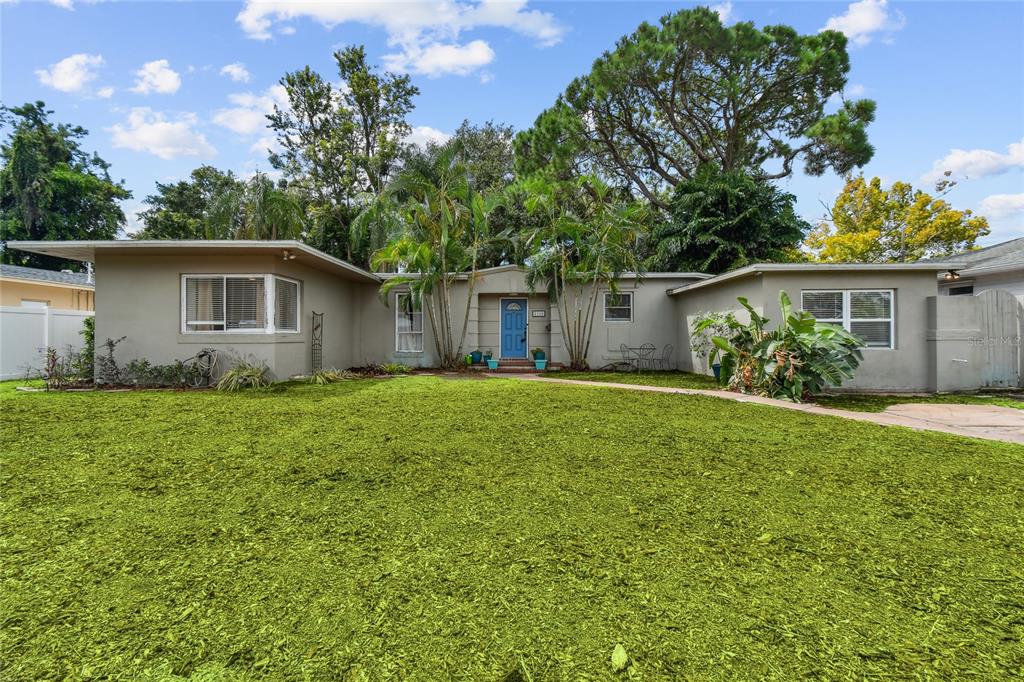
left=544, top=370, right=720, bottom=389
left=2, top=377, right=1022, bottom=679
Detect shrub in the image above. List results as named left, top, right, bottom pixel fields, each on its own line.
left=699, top=291, right=863, bottom=402
left=95, top=336, right=126, bottom=385
left=123, top=359, right=204, bottom=388
left=688, top=311, right=736, bottom=371
left=42, top=347, right=76, bottom=390
left=217, top=360, right=271, bottom=391
left=310, top=368, right=356, bottom=384
left=77, top=316, right=95, bottom=379
left=377, top=362, right=413, bottom=376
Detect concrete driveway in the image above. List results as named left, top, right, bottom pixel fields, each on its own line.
left=880, top=403, right=1024, bottom=445
left=509, top=374, right=1024, bottom=445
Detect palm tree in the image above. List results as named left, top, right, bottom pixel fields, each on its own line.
left=522, top=175, right=647, bottom=370
left=363, top=143, right=504, bottom=369
left=206, top=172, right=305, bottom=240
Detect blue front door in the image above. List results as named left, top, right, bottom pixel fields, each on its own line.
left=501, top=299, right=528, bottom=358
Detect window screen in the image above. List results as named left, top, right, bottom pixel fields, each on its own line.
left=184, top=276, right=225, bottom=331
left=801, top=289, right=894, bottom=349
left=396, top=293, right=424, bottom=352
left=225, top=277, right=265, bottom=330
left=183, top=274, right=300, bottom=334
left=604, top=292, right=633, bottom=321
left=275, top=277, right=299, bottom=331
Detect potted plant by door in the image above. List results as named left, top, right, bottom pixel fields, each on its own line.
left=484, top=349, right=498, bottom=370
left=470, top=350, right=483, bottom=365
left=531, top=348, right=547, bottom=371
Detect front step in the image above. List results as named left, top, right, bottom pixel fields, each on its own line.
left=468, top=360, right=562, bottom=373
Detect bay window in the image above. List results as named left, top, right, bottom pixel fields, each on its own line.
left=182, top=274, right=300, bottom=333
left=801, top=289, right=894, bottom=348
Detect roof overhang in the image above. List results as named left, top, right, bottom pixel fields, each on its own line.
left=940, top=261, right=1024, bottom=279
left=5, top=240, right=381, bottom=284
left=667, top=262, right=968, bottom=296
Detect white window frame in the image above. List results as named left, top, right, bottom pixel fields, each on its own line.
left=180, top=274, right=301, bottom=335
left=394, top=292, right=424, bottom=353
left=603, top=290, right=634, bottom=323
left=801, top=289, right=894, bottom=350
left=273, top=275, right=301, bottom=333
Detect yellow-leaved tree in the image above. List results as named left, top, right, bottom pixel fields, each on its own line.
left=805, top=174, right=989, bottom=262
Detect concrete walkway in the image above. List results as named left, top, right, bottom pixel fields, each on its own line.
left=492, top=373, right=1024, bottom=445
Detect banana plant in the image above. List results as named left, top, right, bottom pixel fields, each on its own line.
left=697, top=290, right=864, bottom=402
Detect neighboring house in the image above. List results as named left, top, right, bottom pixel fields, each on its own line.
left=7, top=240, right=1022, bottom=391
left=0, top=264, right=94, bottom=310
left=0, top=264, right=95, bottom=380
left=930, top=237, right=1024, bottom=301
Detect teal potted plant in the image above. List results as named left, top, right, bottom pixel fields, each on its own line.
left=484, top=349, right=498, bottom=370
left=531, top=347, right=547, bottom=371
left=470, top=350, right=483, bottom=365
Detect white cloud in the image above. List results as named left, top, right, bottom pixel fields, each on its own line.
left=406, top=125, right=451, bottom=148
left=711, top=2, right=733, bottom=24
left=1, top=0, right=74, bottom=8
left=212, top=84, right=289, bottom=136
left=220, top=62, right=251, bottom=83
left=821, top=0, right=905, bottom=47
left=922, top=138, right=1024, bottom=183
left=109, top=108, right=215, bottom=160
left=383, top=40, right=495, bottom=77
left=130, top=59, right=182, bottom=95
left=249, top=135, right=282, bottom=156
left=35, top=53, right=104, bottom=93
left=96, top=86, right=115, bottom=99
left=119, top=199, right=146, bottom=235
left=235, top=0, right=562, bottom=77
left=979, top=193, right=1024, bottom=219
left=847, top=83, right=866, bottom=97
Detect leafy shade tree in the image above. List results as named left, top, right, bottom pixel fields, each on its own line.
left=0, top=102, right=130, bottom=270
left=645, top=165, right=809, bottom=274
left=369, top=144, right=502, bottom=369
left=136, top=165, right=241, bottom=240
left=514, top=7, right=875, bottom=209
left=206, top=172, right=305, bottom=240
left=268, top=45, right=418, bottom=266
left=805, top=175, right=991, bottom=262
left=521, top=176, right=646, bottom=370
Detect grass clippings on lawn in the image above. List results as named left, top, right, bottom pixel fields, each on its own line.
left=2, top=377, right=1023, bottom=679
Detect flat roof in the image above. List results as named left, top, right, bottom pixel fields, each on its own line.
left=667, top=262, right=968, bottom=295
left=5, top=240, right=381, bottom=284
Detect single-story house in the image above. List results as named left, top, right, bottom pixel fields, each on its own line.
left=7, top=239, right=1023, bottom=391
left=0, top=263, right=94, bottom=310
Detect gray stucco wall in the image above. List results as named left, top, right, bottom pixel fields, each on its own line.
left=675, top=270, right=941, bottom=392
left=94, top=253, right=360, bottom=380
left=351, top=270, right=701, bottom=369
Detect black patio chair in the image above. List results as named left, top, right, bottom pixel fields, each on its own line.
left=657, top=344, right=674, bottom=370
left=637, top=343, right=656, bottom=372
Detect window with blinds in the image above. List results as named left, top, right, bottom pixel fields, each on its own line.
left=395, top=292, right=423, bottom=352
left=275, top=277, right=299, bottom=332
left=182, top=274, right=300, bottom=334
left=801, top=289, right=894, bottom=349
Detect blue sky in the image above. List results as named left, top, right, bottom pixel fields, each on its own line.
left=2, top=0, right=1022, bottom=245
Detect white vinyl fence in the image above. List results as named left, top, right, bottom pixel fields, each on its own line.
left=0, top=306, right=93, bottom=380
